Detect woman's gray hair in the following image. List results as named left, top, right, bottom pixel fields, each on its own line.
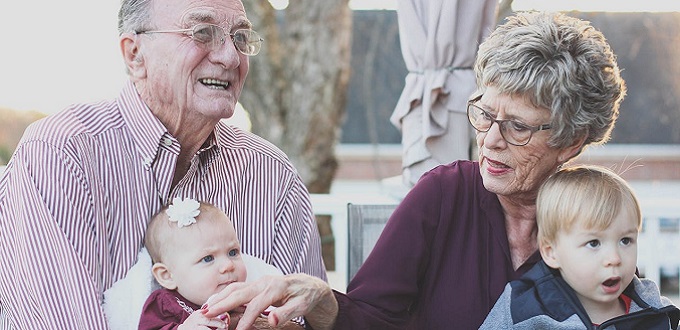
left=118, top=0, right=154, bottom=35
left=474, top=11, right=626, bottom=152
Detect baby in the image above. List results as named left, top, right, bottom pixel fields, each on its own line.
left=139, top=197, right=246, bottom=329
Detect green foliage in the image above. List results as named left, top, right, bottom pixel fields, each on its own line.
left=0, top=107, right=46, bottom=165
left=0, top=146, right=10, bottom=165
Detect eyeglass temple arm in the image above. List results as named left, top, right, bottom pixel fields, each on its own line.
left=136, top=28, right=193, bottom=35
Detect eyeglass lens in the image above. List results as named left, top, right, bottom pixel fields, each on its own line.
left=467, top=104, right=532, bottom=146
left=193, top=24, right=261, bottom=55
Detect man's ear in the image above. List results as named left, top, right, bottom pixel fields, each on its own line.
left=151, top=263, right=177, bottom=290
left=120, top=32, right=146, bottom=79
left=539, top=241, right=561, bottom=269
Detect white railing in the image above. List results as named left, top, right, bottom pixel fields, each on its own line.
left=638, top=217, right=679, bottom=294
left=636, top=192, right=680, bottom=298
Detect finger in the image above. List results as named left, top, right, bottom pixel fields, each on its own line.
left=237, top=291, right=297, bottom=329
left=266, top=296, right=310, bottom=327
left=231, top=305, right=247, bottom=313
left=200, top=317, right=228, bottom=329
left=187, top=310, right=229, bottom=329
left=206, top=281, right=250, bottom=306
left=234, top=302, right=270, bottom=330
left=205, top=283, right=259, bottom=317
left=196, top=326, right=224, bottom=330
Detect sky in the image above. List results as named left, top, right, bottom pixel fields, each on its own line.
left=1, top=0, right=125, bottom=114
left=2, top=0, right=679, bottom=114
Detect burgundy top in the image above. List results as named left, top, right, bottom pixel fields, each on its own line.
left=333, top=161, right=541, bottom=329
left=139, top=289, right=200, bottom=330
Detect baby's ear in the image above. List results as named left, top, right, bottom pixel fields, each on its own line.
left=151, top=263, right=177, bottom=290
left=539, top=241, right=561, bottom=269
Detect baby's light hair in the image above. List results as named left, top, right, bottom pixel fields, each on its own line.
left=145, top=201, right=230, bottom=264
left=537, top=165, right=641, bottom=247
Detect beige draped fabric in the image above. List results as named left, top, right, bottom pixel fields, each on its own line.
left=391, top=0, right=498, bottom=186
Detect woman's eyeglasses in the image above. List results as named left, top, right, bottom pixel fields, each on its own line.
left=136, top=23, right=263, bottom=56
left=467, top=95, right=552, bottom=146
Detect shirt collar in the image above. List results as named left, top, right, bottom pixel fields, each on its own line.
left=117, top=80, right=168, bottom=167
left=117, top=80, right=224, bottom=167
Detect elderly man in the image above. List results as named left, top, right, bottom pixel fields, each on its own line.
left=0, top=0, right=326, bottom=328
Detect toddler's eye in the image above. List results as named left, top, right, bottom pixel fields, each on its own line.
left=586, top=240, right=600, bottom=248
left=202, top=255, right=214, bottom=263
left=228, top=249, right=239, bottom=257
left=620, top=237, right=633, bottom=246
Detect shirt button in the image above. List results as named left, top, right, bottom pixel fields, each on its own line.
left=163, top=138, right=173, bottom=146
left=144, top=157, right=153, bottom=166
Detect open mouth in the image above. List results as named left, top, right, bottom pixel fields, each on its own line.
left=601, top=277, right=622, bottom=294
left=200, top=78, right=230, bottom=90
left=603, top=278, right=620, bottom=287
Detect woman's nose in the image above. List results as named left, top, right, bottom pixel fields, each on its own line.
left=483, top=121, right=508, bottom=149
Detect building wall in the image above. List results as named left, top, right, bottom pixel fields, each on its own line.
left=342, top=11, right=680, bottom=145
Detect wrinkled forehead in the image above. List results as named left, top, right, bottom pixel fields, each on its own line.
left=150, top=0, right=251, bottom=29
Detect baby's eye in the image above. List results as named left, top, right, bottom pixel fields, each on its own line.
left=586, top=240, right=600, bottom=248
left=202, top=255, right=214, bottom=263
left=228, top=249, right=239, bottom=257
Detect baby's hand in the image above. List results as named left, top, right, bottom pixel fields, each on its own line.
left=178, top=309, right=228, bottom=330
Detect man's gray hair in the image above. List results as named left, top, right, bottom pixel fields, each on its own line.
left=118, top=0, right=154, bottom=34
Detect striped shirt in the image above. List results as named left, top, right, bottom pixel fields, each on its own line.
left=0, top=80, right=326, bottom=329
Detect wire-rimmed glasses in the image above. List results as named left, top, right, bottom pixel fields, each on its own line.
left=136, top=23, right=263, bottom=56
left=466, top=95, right=552, bottom=146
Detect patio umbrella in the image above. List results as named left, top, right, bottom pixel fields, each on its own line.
left=391, top=0, right=498, bottom=186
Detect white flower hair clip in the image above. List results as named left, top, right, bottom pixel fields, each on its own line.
left=166, top=197, right=200, bottom=228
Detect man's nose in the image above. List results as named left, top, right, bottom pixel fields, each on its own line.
left=210, top=37, right=241, bottom=69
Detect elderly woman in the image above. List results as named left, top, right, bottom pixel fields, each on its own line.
left=204, top=11, right=627, bottom=330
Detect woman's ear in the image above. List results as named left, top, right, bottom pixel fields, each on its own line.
left=539, top=241, right=561, bottom=269
left=120, top=32, right=146, bottom=79
left=557, top=134, right=587, bottom=164
left=151, top=263, right=177, bottom=290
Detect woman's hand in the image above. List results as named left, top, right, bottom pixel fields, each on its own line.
left=203, top=273, right=338, bottom=330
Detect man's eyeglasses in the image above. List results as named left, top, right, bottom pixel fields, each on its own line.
left=466, top=95, right=552, bottom=146
left=136, top=23, right=263, bottom=56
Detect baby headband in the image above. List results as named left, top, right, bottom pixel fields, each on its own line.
left=166, top=197, right=200, bottom=228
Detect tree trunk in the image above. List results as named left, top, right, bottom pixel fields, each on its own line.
left=240, top=1, right=352, bottom=195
